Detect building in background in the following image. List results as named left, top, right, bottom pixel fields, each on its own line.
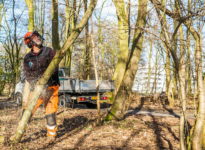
left=132, top=64, right=166, bottom=93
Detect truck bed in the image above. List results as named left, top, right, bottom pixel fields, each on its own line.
left=59, top=78, right=114, bottom=93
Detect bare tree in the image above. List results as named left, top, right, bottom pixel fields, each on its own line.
left=105, top=0, right=148, bottom=120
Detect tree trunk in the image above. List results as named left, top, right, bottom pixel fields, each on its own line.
left=193, top=39, right=198, bottom=97
left=151, top=50, right=159, bottom=94
left=25, top=0, right=34, bottom=32
left=160, top=0, right=171, bottom=96
left=105, top=0, right=147, bottom=120
left=84, top=0, right=90, bottom=80
left=186, top=29, right=191, bottom=95
left=179, top=24, right=186, bottom=150
left=146, top=39, right=152, bottom=93
left=52, top=0, right=60, bottom=51
left=22, top=0, right=34, bottom=108
left=59, top=0, right=77, bottom=77
left=97, top=0, right=106, bottom=80
left=59, top=0, right=71, bottom=69
left=112, top=0, right=129, bottom=97
left=192, top=34, right=204, bottom=150
left=163, top=41, right=173, bottom=106
left=167, top=78, right=173, bottom=106
left=12, top=0, right=97, bottom=143
left=165, top=47, right=171, bottom=95
left=40, top=0, right=45, bottom=36
left=91, top=34, right=101, bottom=125
left=186, top=0, right=191, bottom=96
left=126, top=0, right=131, bottom=47
left=90, top=16, right=101, bottom=125
left=172, top=13, right=178, bottom=98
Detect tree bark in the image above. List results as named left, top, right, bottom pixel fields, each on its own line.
left=160, top=0, right=171, bottom=96
left=52, top=0, right=60, bottom=51
left=90, top=16, right=101, bottom=125
left=126, top=0, right=131, bottom=47
left=84, top=0, right=90, bottom=80
left=146, top=39, right=152, bottom=93
left=186, top=0, right=191, bottom=96
left=151, top=50, right=159, bottom=94
left=22, top=0, right=33, bottom=108
left=179, top=24, right=186, bottom=150
left=192, top=33, right=204, bottom=150
left=172, top=17, right=178, bottom=98
left=167, top=78, right=173, bottom=105
left=25, top=0, right=34, bottom=31
left=105, top=0, right=147, bottom=120
left=59, top=0, right=71, bottom=69
left=12, top=0, right=97, bottom=144
left=112, top=0, right=129, bottom=97
left=97, top=0, right=107, bottom=80
left=186, top=30, right=191, bottom=95
left=91, top=34, right=101, bottom=125
left=59, top=0, right=77, bottom=77
left=192, top=39, right=198, bottom=98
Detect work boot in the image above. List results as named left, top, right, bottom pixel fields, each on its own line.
left=46, top=136, right=56, bottom=143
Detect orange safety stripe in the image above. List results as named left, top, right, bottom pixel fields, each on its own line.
left=47, top=126, right=58, bottom=133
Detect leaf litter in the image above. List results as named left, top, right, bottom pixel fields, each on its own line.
left=0, top=104, right=194, bottom=150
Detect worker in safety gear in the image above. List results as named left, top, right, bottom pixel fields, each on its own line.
left=22, top=31, right=60, bottom=141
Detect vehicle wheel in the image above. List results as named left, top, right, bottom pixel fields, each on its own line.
left=100, top=103, right=111, bottom=108
left=15, top=93, right=22, bottom=106
left=86, top=103, right=97, bottom=109
left=58, top=95, right=66, bottom=107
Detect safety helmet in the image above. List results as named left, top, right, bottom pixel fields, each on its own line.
left=24, top=31, right=44, bottom=48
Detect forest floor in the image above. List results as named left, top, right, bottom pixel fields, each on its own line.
left=0, top=94, right=195, bottom=150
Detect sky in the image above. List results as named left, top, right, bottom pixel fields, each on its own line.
left=1, top=0, right=141, bottom=39
left=1, top=0, right=204, bottom=70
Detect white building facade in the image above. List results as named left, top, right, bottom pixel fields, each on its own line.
left=132, top=64, right=166, bottom=93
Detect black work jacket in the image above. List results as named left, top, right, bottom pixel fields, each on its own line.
left=23, top=46, right=60, bottom=89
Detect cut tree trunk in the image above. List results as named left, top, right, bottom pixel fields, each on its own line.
left=12, top=0, right=97, bottom=144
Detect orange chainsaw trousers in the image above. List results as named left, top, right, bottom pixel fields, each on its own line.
left=24, top=85, right=59, bottom=137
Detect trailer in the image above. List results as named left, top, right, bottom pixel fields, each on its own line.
left=14, top=68, right=114, bottom=108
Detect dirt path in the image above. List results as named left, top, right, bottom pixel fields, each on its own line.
left=0, top=98, right=195, bottom=119
left=126, top=109, right=194, bottom=119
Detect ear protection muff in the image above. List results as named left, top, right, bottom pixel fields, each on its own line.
left=27, top=42, right=32, bottom=48
left=24, top=37, right=33, bottom=48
